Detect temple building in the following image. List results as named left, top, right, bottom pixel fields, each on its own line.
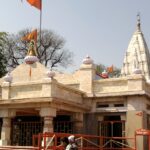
left=0, top=16, right=150, bottom=150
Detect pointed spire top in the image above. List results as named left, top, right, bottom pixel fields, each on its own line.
left=136, top=12, right=141, bottom=32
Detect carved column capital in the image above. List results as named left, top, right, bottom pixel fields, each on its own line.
left=40, top=107, right=56, bottom=117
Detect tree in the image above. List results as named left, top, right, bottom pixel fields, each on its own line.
left=96, top=63, right=106, bottom=73
left=3, top=29, right=73, bottom=69
left=0, top=32, right=7, bottom=77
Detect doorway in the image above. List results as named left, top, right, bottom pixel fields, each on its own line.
left=11, top=116, right=43, bottom=146
left=54, top=115, right=73, bottom=133
left=99, top=115, right=125, bottom=148
left=100, top=115, right=124, bottom=137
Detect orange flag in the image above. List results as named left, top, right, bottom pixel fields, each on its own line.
left=27, top=0, right=42, bottom=10
left=21, top=29, right=37, bottom=43
left=107, top=65, right=113, bottom=73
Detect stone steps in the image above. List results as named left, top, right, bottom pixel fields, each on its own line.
left=0, top=146, right=39, bottom=150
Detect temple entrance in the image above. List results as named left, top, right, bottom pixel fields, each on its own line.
left=11, top=114, right=73, bottom=146
left=11, top=116, right=43, bottom=146
left=99, top=115, right=125, bottom=148
left=99, top=116, right=125, bottom=137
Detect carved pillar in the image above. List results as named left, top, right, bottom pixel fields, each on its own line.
left=40, top=107, right=56, bottom=133
left=40, top=107, right=56, bottom=147
left=43, top=116, right=53, bottom=133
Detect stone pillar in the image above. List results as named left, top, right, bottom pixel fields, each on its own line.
left=78, top=64, right=95, bottom=95
left=43, top=116, right=53, bottom=133
left=73, top=113, right=84, bottom=134
left=120, top=114, right=126, bottom=137
left=0, top=118, right=11, bottom=146
left=40, top=107, right=56, bottom=133
left=40, top=107, right=56, bottom=147
left=0, top=109, right=16, bottom=146
left=84, top=113, right=97, bottom=135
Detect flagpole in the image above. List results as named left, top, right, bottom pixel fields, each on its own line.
left=39, top=0, right=42, bottom=47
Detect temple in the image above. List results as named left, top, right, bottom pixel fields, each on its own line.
left=0, top=16, right=150, bottom=150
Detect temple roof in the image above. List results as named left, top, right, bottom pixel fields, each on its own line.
left=7, top=62, right=48, bottom=83
left=121, top=15, right=150, bottom=80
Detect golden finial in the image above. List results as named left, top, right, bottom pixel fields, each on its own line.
left=27, top=40, right=38, bottom=56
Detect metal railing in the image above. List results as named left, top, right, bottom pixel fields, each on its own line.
left=32, top=133, right=136, bottom=150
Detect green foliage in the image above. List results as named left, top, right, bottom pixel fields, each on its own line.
left=96, top=64, right=106, bottom=73
left=0, top=32, right=7, bottom=77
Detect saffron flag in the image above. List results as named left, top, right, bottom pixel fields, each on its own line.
left=26, top=0, right=42, bottom=10
left=107, top=65, right=113, bottom=73
left=21, top=29, right=37, bottom=43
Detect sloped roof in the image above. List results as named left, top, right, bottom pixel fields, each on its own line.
left=10, top=62, right=48, bottom=83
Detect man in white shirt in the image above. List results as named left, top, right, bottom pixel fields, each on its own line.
left=65, top=135, right=78, bottom=150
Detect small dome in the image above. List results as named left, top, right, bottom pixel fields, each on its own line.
left=24, top=56, right=38, bottom=64
left=47, top=70, right=55, bottom=78
left=82, top=55, right=93, bottom=64
left=4, top=72, right=13, bottom=82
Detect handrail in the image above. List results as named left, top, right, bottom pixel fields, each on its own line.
left=33, top=132, right=136, bottom=150
left=45, top=134, right=55, bottom=150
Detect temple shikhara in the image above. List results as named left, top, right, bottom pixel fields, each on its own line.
left=0, top=16, right=150, bottom=150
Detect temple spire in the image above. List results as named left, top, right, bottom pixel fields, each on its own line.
left=121, top=15, right=150, bottom=80
left=136, top=13, right=141, bottom=32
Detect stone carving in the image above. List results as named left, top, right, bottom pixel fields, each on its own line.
left=132, top=48, right=142, bottom=74
left=133, top=48, right=139, bottom=69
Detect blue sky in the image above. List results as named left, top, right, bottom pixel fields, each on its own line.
left=0, top=0, right=150, bottom=72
